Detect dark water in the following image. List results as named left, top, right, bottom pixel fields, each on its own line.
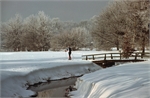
left=28, top=77, right=78, bottom=92
left=28, top=76, right=79, bottom=97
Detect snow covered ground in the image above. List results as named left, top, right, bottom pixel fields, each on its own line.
left=69, top=60, right=150, bottom=98
left=0, top=51, right=102, bottom=97
left=0, top=50, right=149, bottom=97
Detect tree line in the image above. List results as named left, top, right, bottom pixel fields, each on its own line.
left=1, top=11, right=93, bottom=51
left=1, top=0, right=149, bottom=55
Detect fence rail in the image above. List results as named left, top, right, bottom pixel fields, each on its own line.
left=82, top=52, right=150, bottom=61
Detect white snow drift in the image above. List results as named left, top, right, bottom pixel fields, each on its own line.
left=69, top=60, right=150, bottom=98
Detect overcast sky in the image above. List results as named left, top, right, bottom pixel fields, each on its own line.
left=1, top=0, right=110, bottom=23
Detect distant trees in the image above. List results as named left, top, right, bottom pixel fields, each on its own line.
left=23, top=11, right=52, bottom=51
left=91, top=0, right=149, bottom=55
left=1, top=11, right=54, bottom=51
left=1, top=11, right=92, bottom=51
left=51, top=27, right=92, bottom=50
left=2, top=0, right=148, bottom=53
left=1, top=14, right=23, bottom=51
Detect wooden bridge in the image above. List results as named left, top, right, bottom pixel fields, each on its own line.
left=82, top=52, right=150, bottom=68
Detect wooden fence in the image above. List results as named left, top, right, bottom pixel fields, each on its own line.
left=82, top=52, right=150, bottom=61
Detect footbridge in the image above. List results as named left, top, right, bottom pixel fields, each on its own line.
left=82, top=52, right=150, bottom=68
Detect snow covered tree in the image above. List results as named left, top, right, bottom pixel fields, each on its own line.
left=36, top=11, right=53, bottom=51
left=23, top=14, right=39, bottom=51
left=125, top=0, right=150, bottom=55
left=23, top=11, right=52, bottom=51
left=51, top=27, right=91, bottom=50
left=91, top=0, right=149, bottom=54
left=91, top=2, right=124, bottom=50
left=71, top=27, right=92, bottom=50
left=1, top=14, right=23, bottom=51
left=114, top=0, right=149, bottom=57
left=50, top=18, right=63, bottom=34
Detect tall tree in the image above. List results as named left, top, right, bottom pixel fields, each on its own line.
left=1, top=14, right=23, bottom=51
left=117, top=0, right=149, bottom=56
left=23, top=11, right=52, bottom=51
left=91, top=0, right=149, bottom=54
left=91, top=1, right=125, bottom=50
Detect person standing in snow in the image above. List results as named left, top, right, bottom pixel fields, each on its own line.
left=66, top=46, right=72, bottom=60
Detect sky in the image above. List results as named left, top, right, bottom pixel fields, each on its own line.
left=1, top=0, right=110, bottom=23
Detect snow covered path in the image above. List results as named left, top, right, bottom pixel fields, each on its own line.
left=69, top=60, right=150, bottom=98
left=0, top=51, right=102, bottom=97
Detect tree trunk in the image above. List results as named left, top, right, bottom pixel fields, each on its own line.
left=122, top=34, right=132, bottom=58
left=115, top=38, right=119, bottom=51
left=141, top=36, right=145, bottom=56
left=116, top=41, right=119, bottom=51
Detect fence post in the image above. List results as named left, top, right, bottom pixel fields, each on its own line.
left=93, top=55, right=95, bottom=60
left=141, top=53, right=143, bottom=58
left=135, top=53, right=137, bottom=60
left=104, top=54, right=106, bottom=60
left=86, top=56, right=88, bottom=60
left=111, top=53, right=113, bottom=59
left=120, top=53, right=122, bottom=60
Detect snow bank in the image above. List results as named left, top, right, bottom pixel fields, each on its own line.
left=70, top=60, right=150, bottom=98
left=0, top=51, right=101, bottom=97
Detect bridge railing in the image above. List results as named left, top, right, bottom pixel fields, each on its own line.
left=82, top=52, right=150, bottom=60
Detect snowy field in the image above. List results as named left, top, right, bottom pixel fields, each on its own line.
left=0, top=51, right=103, bottom=97
left=0, top=50, right=149, bottom=97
